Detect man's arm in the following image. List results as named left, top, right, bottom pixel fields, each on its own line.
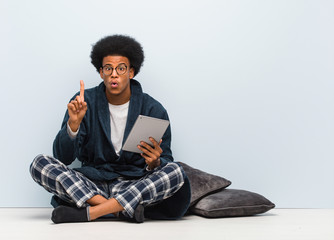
left=53, top=80, right=87, bottom=165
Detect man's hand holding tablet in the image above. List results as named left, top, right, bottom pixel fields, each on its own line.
left=122, top=115, right=170, bottom=170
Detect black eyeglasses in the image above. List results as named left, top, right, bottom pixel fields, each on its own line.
left=101, top=63, right=128, bottom=76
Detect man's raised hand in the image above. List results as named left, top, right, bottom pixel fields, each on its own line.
left=67, top=80, right=88, bottom=132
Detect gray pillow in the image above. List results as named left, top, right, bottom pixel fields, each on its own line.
left=178, top=162, right=231, bottom=206
left=190, top=189, right=275, bottom=218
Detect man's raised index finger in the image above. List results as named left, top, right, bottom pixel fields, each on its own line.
left=80, top=80, right=85, bottom=101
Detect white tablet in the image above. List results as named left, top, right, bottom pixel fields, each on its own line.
left=122, top=115, right=170, bottom=153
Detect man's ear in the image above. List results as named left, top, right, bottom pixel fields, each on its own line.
left=129, top=67, right=135, bottom=79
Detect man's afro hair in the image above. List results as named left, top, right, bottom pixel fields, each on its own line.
left=90, top=35, right=144, bottom=77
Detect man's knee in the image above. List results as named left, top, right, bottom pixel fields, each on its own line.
left=164, top=162, right=185, bottom=175
left=30, top=154, right=47, bottom=182
left=161, top=162, right=186, bottom=184
left=29, top=154, right=61, bottom=182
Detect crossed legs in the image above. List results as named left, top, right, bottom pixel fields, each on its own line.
left=87, top=195, right=123, bottom=220
left=30, top=154, right=185, bottom=223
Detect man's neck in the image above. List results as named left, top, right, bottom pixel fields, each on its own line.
left=105, top=91, right=131, bottom=105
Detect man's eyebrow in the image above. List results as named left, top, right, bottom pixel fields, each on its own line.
left=103, top=63, right=127, bottom=66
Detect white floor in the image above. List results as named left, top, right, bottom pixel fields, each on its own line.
left=0, top=208, right=333, bottom=240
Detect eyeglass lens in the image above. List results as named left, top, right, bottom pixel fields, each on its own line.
left=102, top=63, right=127, bottom=75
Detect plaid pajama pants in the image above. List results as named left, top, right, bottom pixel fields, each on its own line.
left=30, top=154, right=185, bottom=218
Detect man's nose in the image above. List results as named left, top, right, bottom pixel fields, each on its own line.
left=111, top=69, right=118, bottom=77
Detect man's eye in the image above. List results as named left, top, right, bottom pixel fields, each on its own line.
left=118, top=67, right=125, bottom=71
left=105, top=67, right=112, bottom=71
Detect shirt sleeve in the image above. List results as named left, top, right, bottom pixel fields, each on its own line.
left=67, top=121, right=79, bottom=139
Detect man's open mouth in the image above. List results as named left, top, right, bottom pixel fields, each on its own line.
left=111, top=82, right=118, bottom=87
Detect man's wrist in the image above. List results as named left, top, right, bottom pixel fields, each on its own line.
left=147, top=158, right=161, bottom=171
left=67, top=121, right=79, bottom=139
left=68, top=119, right=80, bottom=132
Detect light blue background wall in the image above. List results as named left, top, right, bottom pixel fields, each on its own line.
left=0, top=0, right=333, bottom=208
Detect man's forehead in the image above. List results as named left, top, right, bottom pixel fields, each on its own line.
left=102, top=55, right=130, bottom=65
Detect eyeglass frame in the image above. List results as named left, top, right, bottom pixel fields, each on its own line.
left=101, top=63, right=129, bottom=76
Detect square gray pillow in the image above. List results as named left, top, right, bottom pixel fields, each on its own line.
left=190, top=189, right=275, bottom=218
left=178, top=162, right=231, bottom=206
